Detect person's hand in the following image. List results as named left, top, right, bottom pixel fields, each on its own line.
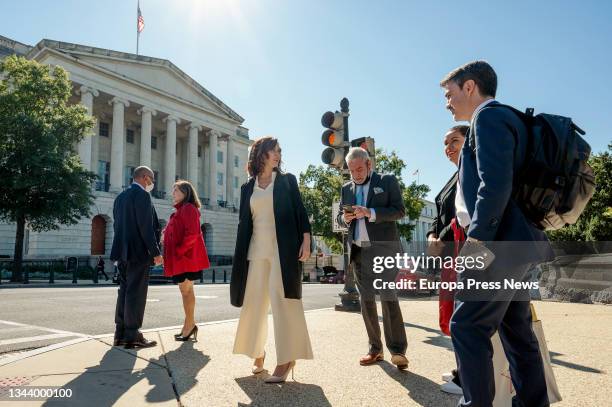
left=154, top=255, right=163, bottom=266
left=343, top=211, right=357, bottom=224
left=427, top=238, right=444, bottom=257
left=427, top=234, right=438, bottom=243
left=298, top=236, right=311, bottom=261
left=353, top=206, right=371, bottom=219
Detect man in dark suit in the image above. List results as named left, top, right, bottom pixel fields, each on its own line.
left=441, top=60, right=551, bottom=407
left=110, top=165, right=163, bottom=349
left=337, top=147, right=408, bottom=370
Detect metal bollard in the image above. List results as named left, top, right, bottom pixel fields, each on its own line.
left=49, top=266, right=54, bottom=284
left=24, top=266, right=29, bottom=284
left=212, top=269, right=216, bottom=284
left=223, top=270, right=227, bottom=283
left=200, top=271, right=204, bottom=284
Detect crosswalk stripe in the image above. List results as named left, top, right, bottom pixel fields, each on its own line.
left=0, top=333, right=75, bottom=346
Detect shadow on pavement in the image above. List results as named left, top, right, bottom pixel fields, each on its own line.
left=163, top=340, right=210, bottom=395
left=42, top=345, right=174, bottom=407
left=236, top=374, right=331, bottom=407
left=377, top=361, right=459, bottom=407
left=549, top=351, right=604, bottom=374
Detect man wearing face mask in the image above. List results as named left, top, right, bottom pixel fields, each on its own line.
left=110, top=165, right=163, bottom=349
left=337, top=147, right=408, bottom=370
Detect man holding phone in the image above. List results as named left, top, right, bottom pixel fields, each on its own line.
left=337, top=147, right=408, bottom=370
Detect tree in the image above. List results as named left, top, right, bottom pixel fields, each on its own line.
left=0, top=56, right=97, bottom=282
left=299, top=165, right=344, bottom=253
left=547, top=142, right=612, bottom=243
left=298, top=149, right=430, bottom=253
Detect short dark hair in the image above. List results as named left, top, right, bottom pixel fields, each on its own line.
left=449, top=125, right=469, bottom=137
left=133, top=166, right=154, bottom=180
left=440, top=60, right=497, bottom=98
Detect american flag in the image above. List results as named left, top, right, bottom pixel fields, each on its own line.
left=137, top=3, right=145, bottom=33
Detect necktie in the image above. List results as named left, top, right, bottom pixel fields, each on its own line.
left=354, top=185, right=365, bottom=241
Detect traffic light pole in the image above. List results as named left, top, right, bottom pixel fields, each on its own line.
left=335, top=98, right=361, bottom=312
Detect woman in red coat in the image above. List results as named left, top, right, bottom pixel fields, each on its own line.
left=163, top=180, right=210, bottom=341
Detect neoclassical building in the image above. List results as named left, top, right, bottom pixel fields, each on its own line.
left=0, top=35, right=252, bottom=260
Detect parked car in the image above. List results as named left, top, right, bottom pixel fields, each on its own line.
left=149, top=265, right=172, bottom=284
left=319, top=266, right=345, bottom=284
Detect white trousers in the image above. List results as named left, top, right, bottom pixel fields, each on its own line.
left=232, top=250, right=313, bottom=365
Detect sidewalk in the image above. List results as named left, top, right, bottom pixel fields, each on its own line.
left=0, top=300, right=610, bottom=406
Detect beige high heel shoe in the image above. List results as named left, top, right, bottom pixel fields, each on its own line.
left=264, top=361, right=295, bottom=383
left=252, top=352, right=266, bottom=374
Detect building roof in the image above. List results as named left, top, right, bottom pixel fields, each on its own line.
left=27, top=39, right=245, bottom=124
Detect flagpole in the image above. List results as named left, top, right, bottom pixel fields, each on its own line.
left=136, top=0, right=140, bottom=55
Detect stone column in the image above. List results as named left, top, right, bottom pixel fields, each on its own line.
left=163, top=115, right=180, bottom=197
left=77, top=86, right=99, bottom=171
left=226, top=136, right=235, bottom=206
left=187, top=123, right=201, bottom=192
left=208, top=130, right=219, bottom=206
left=137, top=106, right=156, bottom=168
left=109, top=97, right=129, bottom=192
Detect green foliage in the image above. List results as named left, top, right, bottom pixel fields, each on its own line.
left=547, top=143, right=612, bottom=242
left=299, top=165, right=344, bottom=253
left=298, top=149, right=431, bottom=252
left=0, top=55, right=97, bottom=232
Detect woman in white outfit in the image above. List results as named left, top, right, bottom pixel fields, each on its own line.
left=231, top=136, right=313, bottom=383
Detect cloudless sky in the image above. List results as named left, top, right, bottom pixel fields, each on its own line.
left=4, top=0, right=611, bottom=197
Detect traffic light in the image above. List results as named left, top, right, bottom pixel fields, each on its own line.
left=321, top=110, right=348, bottom=169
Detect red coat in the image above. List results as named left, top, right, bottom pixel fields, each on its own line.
left=163, top=202, right=210, bottom=277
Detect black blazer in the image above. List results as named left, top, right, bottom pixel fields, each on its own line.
left=230, top=172, right=311, bottom=307
left=110, top=184, right=161, bottom=265
left=336, top=172, right=405, bottom=257
left=427, top=172, right=458, bottom=242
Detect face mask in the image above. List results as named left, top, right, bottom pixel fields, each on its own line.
left=145, top=182, right=154, bottom=193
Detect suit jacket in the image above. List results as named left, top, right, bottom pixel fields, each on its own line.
left=459, top=101, right=550, bottom=247
left=337, top=172, right=405, bottom=257
left=428, top=172, right=458, bottom=242
left=110, top=184, right=161, bottom=265
left=230, top=172, right=311, bottom=307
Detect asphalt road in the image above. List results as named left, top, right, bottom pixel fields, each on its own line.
left=0, top=283, right=345, bottom=355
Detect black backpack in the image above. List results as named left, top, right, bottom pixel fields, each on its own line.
left=470, top=104, right=596, bottom=231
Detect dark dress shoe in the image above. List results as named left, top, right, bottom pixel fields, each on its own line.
left=113, top=338, right=126, bottom=346
left=124, top=337, right=158, bottom=349
left=359, top=352, right=384, bottom=366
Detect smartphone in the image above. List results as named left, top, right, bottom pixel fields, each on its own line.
left=342, top=204, right=355, bottom=213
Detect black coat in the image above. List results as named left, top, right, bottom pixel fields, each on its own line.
left=427, top=172, right=458, bottom=242
left=230, top=172, right=311, bottom=307
left=110, top=184, right=161, bottom=265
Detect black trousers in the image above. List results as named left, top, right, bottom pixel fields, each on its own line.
left=351, top=245, right=407, bottom=355
left=451, top=265, right=549, bottom=407
left=114, top=261, right=150, bottom=342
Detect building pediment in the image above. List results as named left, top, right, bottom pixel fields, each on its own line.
left=28, top=39, right=244, bottom=124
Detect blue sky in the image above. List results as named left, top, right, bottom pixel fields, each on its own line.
left=5, top=0, right=611, bottom=197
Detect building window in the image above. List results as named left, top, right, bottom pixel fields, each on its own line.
left=217, top=172, right=223, bottom=186
left=234, top=155, right=239, bottom=168
left=217, top=151, right=223, bottom=164
left=126, top=129, right=134, bottom=144
left=99, top=122, right=109, bottom=137
left=151, top=136, right=158, bottom=149
left=96, top=161, right=110, bottom=191
left=234, top=176, right=239, bottom=188
left=198, top=145, right=202, bottom=158
left=124, top=166, right=136, bottom=187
